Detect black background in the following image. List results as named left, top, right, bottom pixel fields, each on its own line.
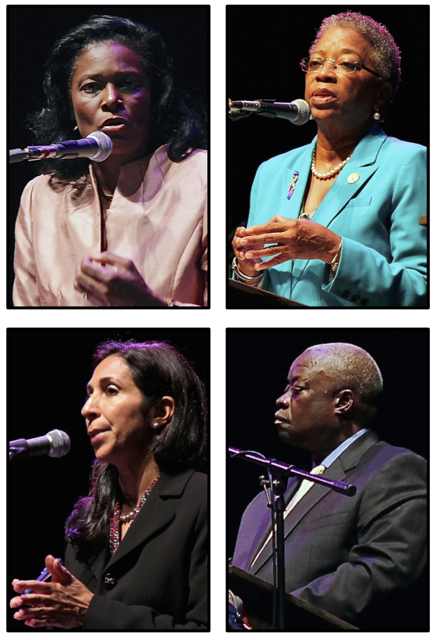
left=7, top=5, right=210, bottom=307
left=7, top=327, right=210, bottom=631
left=226, top=4, right=429, bottom=238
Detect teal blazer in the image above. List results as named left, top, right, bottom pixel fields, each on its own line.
left=247, top=125, right=427, bottom=307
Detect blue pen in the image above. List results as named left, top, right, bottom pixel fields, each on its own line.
left=23, top=558, right=62, bottom=595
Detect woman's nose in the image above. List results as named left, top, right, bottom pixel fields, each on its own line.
left=315, top=63, right=337, bottom=81
left=81, top=395, right=99, bottom=418
left=102, top=84, right=123, bottom=109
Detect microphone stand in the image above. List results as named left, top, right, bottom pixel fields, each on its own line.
left=229, top=447, right=356, bottom=630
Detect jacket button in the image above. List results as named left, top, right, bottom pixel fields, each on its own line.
left=351, top=294, right=359, bottom=303
left=341, top=290, right=351, bottom=299
left=361, top=298, right=369, bottom=306
left=103, top=573, right=117, bottom=590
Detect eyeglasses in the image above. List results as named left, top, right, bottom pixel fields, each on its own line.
left=300, top=57, right=382, bottom=79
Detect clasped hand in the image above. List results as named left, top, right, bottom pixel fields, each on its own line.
left=10, top=555, right=94, bottom=629
left=233, top=214, right=341, bottom=271
left=74, top=251, right=166, bottom=307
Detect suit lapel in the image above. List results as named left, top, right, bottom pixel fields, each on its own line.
left=82, top=544, right=110, bottom=588
left=252, top=431, right=381, bottom=575
left=104, top=469, right=193, bottom=571
left=291, top=126, right=387, bottom=284
left=281, top=142, right=314, bottom=219
left=248, top=476, right=302, bottom=570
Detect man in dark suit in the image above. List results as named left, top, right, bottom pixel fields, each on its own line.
left=231, top=343, right=427, bottom=629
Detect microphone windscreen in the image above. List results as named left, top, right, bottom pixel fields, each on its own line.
left=291, top=99, right=311, bottom=126
left=47, top=429, right=71, bottom=458
left=86, top=131, right=113, bottom=162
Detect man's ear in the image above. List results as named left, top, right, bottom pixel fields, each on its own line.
left=334, top=389, right=354, bottom=415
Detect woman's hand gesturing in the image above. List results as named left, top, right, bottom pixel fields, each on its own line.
left=74, top=251, right=167, bottom=307
left=236, top=214, right=341, bottom=271
left=232, top=226, right=264, bottom=277
left=10, top=556, right=94, bottom=629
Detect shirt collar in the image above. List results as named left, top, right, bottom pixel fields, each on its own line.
left=318, top=428, right=368, bottom=469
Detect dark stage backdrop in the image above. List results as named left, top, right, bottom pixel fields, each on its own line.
left=226, top=4, right=429, bottom=242
left=7, top=327, right=210, bottom=632
left=7, top=5, right=210, bottom=307
left=226, top=328, right=429, bottom=628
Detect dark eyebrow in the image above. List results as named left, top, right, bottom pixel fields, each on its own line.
left=77, top=70, right=144, bottom=83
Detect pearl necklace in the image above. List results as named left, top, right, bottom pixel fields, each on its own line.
left=311, top=149, right=351, bottom=180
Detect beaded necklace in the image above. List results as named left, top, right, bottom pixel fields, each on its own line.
left=311, top=148, right=351, bottom=180
left=109, top=475, right=160, bottom=556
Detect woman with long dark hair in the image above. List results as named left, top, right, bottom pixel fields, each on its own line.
left=10, top=340, right=208, bottom=629
left=13, top=15, right=208, bottom=307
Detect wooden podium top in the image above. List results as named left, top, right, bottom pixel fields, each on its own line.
left=227, top=279, right=308, bottom=309
left=229, top=566, right=358, bottom=631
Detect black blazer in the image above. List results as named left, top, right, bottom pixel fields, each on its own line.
left=232, top=431, right=427, bottom=627
left=65, top=468, right=208, bottom=630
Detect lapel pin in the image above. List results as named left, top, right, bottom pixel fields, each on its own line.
left=287, top=171, right=299, bottom=199
left=347, top=173, right=359, bottom=184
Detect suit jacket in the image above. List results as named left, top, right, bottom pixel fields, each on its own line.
left=13, top=145, right=208, bottom=307
left=232, top=431, right=427, bottom=626
left=247, top=124, right=427, bottom=307
left=65, top=469, right=208, bottom=630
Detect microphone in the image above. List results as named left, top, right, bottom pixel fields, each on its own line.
left=9, top=131, right=112, bottom=164
left=228, top=98, right=311, bottom=125
left=9, top=430, right=71, bottom=461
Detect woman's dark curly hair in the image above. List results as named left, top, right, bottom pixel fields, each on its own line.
left=28, top=14, right=207, bottom=181
left=65, top=339, right=208, bottom=560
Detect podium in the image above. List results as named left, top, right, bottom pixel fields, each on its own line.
left=228, top=566, right=358, bottom=631
left=227, top=279, right=308, bottom=308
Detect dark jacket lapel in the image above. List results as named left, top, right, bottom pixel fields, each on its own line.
left=104, top=469, right=194, bottom=571
left=252, top=431, right=381, bottom=575
left=245, top=477, right=302, bottom=569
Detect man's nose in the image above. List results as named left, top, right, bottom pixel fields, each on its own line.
left=276, top=392, right=288, bottom=408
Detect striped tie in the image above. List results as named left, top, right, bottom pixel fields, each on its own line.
left=250, top=465, right=326, bottom=568
left=283, top=464, right=326, bottom=517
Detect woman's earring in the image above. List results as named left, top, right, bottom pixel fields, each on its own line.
left=373, top=110, right=381, bottom=121
left=73, top=124, right=79, bottom=131
left=152, top=422, right=160, bottom=429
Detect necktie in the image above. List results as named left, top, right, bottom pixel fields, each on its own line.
left=283, top=464, right=326, bottom=517
left=250, top=464, right=326, bottom=568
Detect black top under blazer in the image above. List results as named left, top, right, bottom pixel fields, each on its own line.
left=65, top=468, right=208, bottom=630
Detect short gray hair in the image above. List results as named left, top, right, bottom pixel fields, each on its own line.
left=310, top=11, right=401, bottom=97
left=301, top=342, right=383, bottom=424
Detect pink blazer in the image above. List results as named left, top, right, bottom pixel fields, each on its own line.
left=13, top=146, right=208, bottom=306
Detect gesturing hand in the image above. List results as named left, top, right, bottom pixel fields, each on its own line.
left=10, top=555, right=94, bottom=629
left=74, top=251, right=167, bottom=307
left=232, top=226, right=263, bottom=277
left=237, top=214, right=341, bottom=271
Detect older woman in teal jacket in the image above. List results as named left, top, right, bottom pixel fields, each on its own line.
left=232, top=12, right=427, bottom=308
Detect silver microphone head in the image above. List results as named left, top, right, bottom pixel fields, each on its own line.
left=290, top=99, right=311, bottom=126
left=47, top=430, right=71, bottom=458
left=86, top=131, right=113, bottom=162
